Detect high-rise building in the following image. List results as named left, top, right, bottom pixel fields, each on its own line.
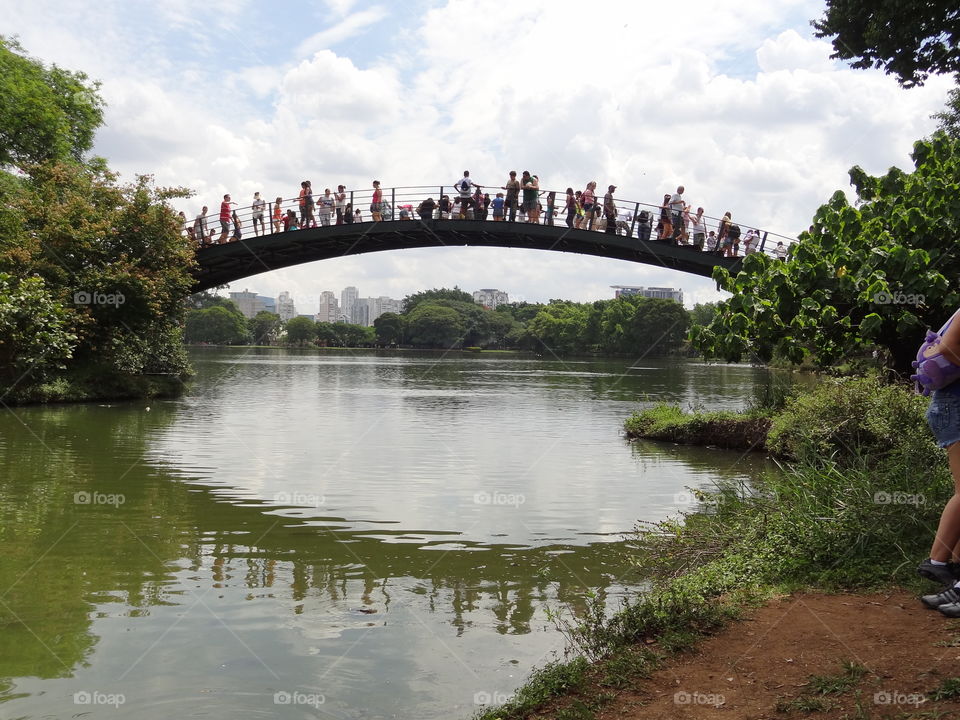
left=341, top=286, right=359, bottom=321
left=377, top=296, right=401, bottom=317
left=472, top=289, right=509, bottom=309
left=610, top=286, right=684, bottom=304
left=317, top=291, right=339, bottom=323
left=350, top=299, right=370, bottom=326
left=260, top=296, right=276, bottom=314
left=276, top=291, right=297, bottom=321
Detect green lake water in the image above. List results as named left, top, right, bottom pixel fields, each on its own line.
left=0, top=349, right=782, bottom=718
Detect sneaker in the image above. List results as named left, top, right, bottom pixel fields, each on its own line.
left=917, top=559, right=957, bottom=586
left=921, top=585, right=960, bottom=609
left=940, top=602, right=960, bottom=618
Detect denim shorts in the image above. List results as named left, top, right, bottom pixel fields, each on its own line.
left=926, top=388, right=960, bottom=448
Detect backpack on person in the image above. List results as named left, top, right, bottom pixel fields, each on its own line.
left=728, top=224, right=741, bottom=240
left=460, top=179, right=470, bottom=193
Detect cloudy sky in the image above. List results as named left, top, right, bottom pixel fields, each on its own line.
left=3, top=0, right=953, bottom=312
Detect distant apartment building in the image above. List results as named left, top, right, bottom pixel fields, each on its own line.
left=472, top=288, right=509, bottom=309
left=276, top=291, right=297, bottom=321
left=377, top=296, right=401, bottom=317
left=350, top=299, right=370, bottom=326
left=611, top=286, right=684, bottom=304
left=316, top=291, right=339, bottom=323
left=260, top=296, right=276, bottom=314
left=229, top=289, right=274, bottom=319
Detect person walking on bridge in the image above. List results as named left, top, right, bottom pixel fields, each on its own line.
left=581, top=182, right=597, bottom=230
left=371, top=180, right=383, bottom=221
left=194, top=206, right=209, bottom=246
left=456, top=171, right=479, bottom=215
left=669, top=186, right=685, bottom=242
left=218, top=194, right=236, bottom=244
left=502, top=171, right=520, bottom=222
left=251, top=192, right=265, bottom=236
left=521, top=172, right=539, bottom=224
left=335, top=185, right=346, bottom=225
left=603, top=185, right=617, bottom=235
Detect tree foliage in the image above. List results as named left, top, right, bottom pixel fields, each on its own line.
left=0, top=36, right=104, bottom=166
left=373, top=312, right=403, bottom=345
left=284, top=316, right=317, bottom=346
left=691, top=133, right=960, bottom=372
left=812, top=0, right=960, bottom=88
left=401, top=286, right=473, bottom=314
left=249, top=311, right=281, bottom=344
left=933, top=85, right=960, bottom=137
left=184, top=305, right=249, bottom=345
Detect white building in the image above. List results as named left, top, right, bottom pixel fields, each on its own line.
left=317, top=291, right=339, bottom=323
left=472, top=288, right=509, bottom=309
left=276, top=291, right=297, bottom=321
left=611, top=285, right=684, bottom=304
left=229, top=289, right=271, bottom=319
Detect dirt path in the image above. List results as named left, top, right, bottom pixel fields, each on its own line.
left=595, top=591, right=960, bottom=720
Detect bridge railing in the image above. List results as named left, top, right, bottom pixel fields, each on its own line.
left=185, top=184, right=796, bottom=262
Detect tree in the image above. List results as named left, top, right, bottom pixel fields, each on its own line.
left=689, top=302, right=720, bottom=328
left=691, top=133, right=960, bottom=373
left=0, top=273, right=77, bottom=385
left=401, top=287, right=473, bottom=314
left=249, top=311, right=281, bottom=345
left=314, top=321, right=341, bottom=346
left=284, top=316, right=317, bottom=346
left=933, top=85, right=960, bottom=137
left=373, top=312, right=403, bottom=345
left=184, top=306, right=250, bottom=345
left=0, top=37, right=104, bottom=166
left=811, top=1, right=960, bottom=88
left=406, top=305, right=465, bottom=348
left=337, top=323, right=375, bottom=347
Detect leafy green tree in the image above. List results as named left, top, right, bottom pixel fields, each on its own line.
left=933, top=85, right=960, bottom=137
left=496, top=301, right=543, bottom=324
left=0, top=37, right=104, bottom=166
left=249, top=311, right=281, bottom=345
left=373, top=312, right=403, bottom=345
left=812, top=1, right=960, bottom=88
left=284, top=316, right=316, bottom=346
left=315, top=321, right=340, bottom=346
left=401, top=287, right=473, bottom=314
left=527, top=302, right=590, bottom=355
left=0, top=273, right=77, bottom=385
left=337, top=323, right=375, bottom=347
left=406, top=304, right=465, bottom=347
left=691, top=133, right=960, bottom=372
left=184, top=306, right=250, bottom=345
left=690, top=302, right=720, bottom=328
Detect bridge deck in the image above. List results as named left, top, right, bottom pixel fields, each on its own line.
left=192, top=220, right=744, bottom=292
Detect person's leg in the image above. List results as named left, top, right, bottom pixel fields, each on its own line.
left=930, top=442, right=960, bottom=561
left=508, top=199, right=517, bottom=222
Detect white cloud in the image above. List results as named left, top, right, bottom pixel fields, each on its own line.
left=296, top=6, right=388, bottom=56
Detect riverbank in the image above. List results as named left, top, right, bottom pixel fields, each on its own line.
left=476, top=376, right=952, bottom=719
left=5, top=368, right=187, bottom=405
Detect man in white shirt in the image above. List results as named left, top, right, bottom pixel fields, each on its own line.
left=194, top=206, right=209, bottom=245
left=669, top=185, right=685, bottom=242
left=251, top=192, right=265, bottom=236
left=455, top=171, right=479, bottom=214
left=319, top=189, right=335, bottom=226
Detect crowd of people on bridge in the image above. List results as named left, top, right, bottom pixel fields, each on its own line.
left=183, top=172, right=788, bottom=260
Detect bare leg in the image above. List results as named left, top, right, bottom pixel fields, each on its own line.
left=930, top=442, right=960, bottom=561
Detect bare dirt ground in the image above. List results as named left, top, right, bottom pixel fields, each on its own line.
left=592, top=591, right=960, bottom=720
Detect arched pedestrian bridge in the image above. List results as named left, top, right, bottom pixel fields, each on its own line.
left=190, top=184, right=792, bottom=293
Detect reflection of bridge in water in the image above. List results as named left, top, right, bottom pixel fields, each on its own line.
left=191, top=185, right=794, bottom=292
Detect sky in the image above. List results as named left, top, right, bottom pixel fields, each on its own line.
left=2, top=0, right=954, bottom=312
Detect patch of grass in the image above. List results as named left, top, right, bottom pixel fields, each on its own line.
left=624, top=403, right=771, bottom=451
left=776, top=695, right=836, bottom=713
left=928, top=677, right=960, bottom=701
left=807, top=661, right=868, bottom=695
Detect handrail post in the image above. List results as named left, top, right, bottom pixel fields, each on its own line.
left=439, top=186, right=444, bottom=219
left=350, top=190, right=354, bottom=221
left=391, top=187, right=396, bottom=221
left=759, top=231, right=768, bottom=254
left=629, top=202, right=639, bottom=239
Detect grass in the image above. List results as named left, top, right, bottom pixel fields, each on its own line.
left=623, top=403, right=771, bottom=451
